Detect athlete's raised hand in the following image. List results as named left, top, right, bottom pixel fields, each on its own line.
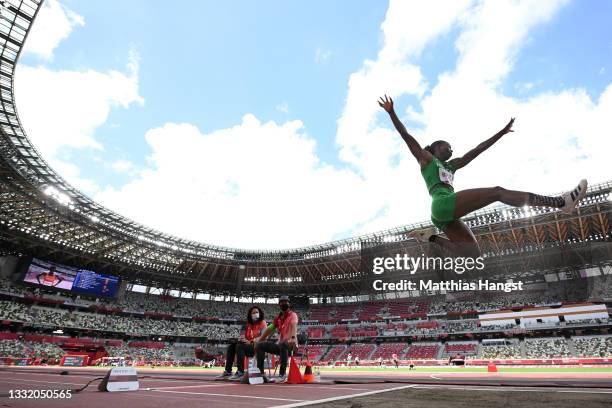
left=378, top=94, right=430, bottom=166
left=378, top=94, right=394, bottom=113
left=499, top=117, right=515, bottom=135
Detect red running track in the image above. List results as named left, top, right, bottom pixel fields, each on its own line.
left=0, top=366, right=610, bottom=407
left=0, top=368, right=413, bottom=408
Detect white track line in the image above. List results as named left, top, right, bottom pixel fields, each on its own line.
left=0, top=371, right=83, bottom=378
left=556, top=390, right=612, bottom=394
left=0, top=378, right=84, bottom=386
left=270, top=384, right=417, bottom=408
left=429, top=374, right=443, bottom=380
left=147, top=389, right=304, bottom=402
left=0, top=370, right=219, bottom=384
left=146, top=383, right=239, bottom=390
left=413, top=385, right=612, bottom=394
left=281, top=385, right=371, bottom=391
left=140, top=378, right=214, bottom=383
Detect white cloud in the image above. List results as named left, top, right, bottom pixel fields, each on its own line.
left=110, top=159, right=136, bottom=174
left=16, top=61, right=143, bottom=155
left=456, top=0, right=568, bottom=84
left=336, top=0, right=476, bottom=170
left=333, top=0, right=476, bottom=234
left=17, top=0, right=612, bottom=250
left=22, top=0, right=84, bottom=60
left=15, top=2, right=144, bottom=197
left=331, top=0, right=610, bottom=236
left=95, top=117, right=378, bottom=249
left=48, top=159, right=100, bottom=197
left=89, top=1, right=489, bottom=248
left=16, top=65, right=141, bottom=155
left=404, top=0, right=599, bottom=198
left=378, top=0, right=474, bottom=63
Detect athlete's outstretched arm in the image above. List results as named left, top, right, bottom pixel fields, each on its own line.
left=378, top=95, right=431, bottom=166
left=449, top=118, right=514, bottom=170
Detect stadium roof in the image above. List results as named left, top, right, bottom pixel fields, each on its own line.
left=0, top=0, right=611, bottom=296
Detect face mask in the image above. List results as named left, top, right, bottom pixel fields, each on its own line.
left=280, top=304, right=290, bottom=311
left=251, top=313, right=259, bottom=320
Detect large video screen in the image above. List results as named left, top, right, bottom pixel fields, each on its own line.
left=22, top=258, right=120, bottom=298
left=72, top=269, right=120, bottom=297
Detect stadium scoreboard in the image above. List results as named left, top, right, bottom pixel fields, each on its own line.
left=72, top=270, right=119, bottom=297
left=22, top=257, right=120, bottom=298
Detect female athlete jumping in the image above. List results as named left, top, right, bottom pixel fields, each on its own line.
left=378, top=95, right=587, bottom=258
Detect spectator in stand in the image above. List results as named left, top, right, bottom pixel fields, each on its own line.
left=255, top=295, right=299, bottom=383
left=218, top=306, right=267, bottom=380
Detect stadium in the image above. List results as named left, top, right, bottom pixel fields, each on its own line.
left=0, top=1, right=611, bottom=407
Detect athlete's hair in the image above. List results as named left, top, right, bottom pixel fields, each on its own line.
left=246, top=306, right=264, bottom=324
left=424, top=140, right=447, bottom=155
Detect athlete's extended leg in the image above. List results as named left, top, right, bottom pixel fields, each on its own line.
left=434, top=220, right=481, bottom=258
left=453, top=187, right=527, bottom=219
left=453, top=180, right=587, bottom=219
left=410, top=181, right=587, bottom=255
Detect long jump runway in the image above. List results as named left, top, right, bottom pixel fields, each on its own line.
left=0, top=367, right=610, bottom=408
left=0, top=368, right=417, bottom=408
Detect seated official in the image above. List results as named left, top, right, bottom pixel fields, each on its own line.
left=218, top=306, right=266, bottom=380
left=254, top=295, right=298, bottom=383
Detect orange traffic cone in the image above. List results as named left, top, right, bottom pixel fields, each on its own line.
left=287, top=357, right=303, bottom=384
left=303, top=362, right=314, bottom=383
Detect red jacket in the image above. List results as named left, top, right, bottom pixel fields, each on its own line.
left=245, top=320, right=267, bottom=341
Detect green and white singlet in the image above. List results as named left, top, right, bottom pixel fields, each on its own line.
left=420, top=157, right=457, bottom=230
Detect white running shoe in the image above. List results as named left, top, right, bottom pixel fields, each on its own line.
left=271, top=374, right=287, bottom=383
left=409, top=227, right=436, bottom=243
left=228, top=371, right=244, bottom=381
left=215, top=371, right=232, bottom=379
left=561, top=179, right=588, bottom=214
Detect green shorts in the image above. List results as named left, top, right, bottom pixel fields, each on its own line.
left=430, top=187, right=457, bottom=230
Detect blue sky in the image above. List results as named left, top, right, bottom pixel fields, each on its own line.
left=503, top=0, right=612, bottom=99
left=21, top=0, right=387, bottom=182
left=15, top=0, right=612, bottom=249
